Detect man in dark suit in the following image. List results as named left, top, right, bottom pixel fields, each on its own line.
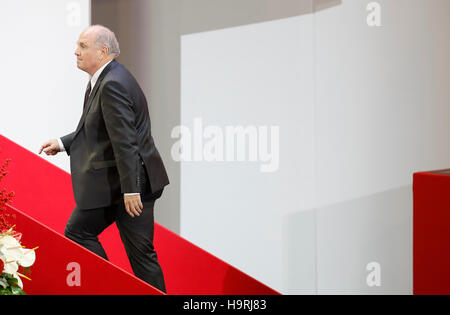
left=39, top=25, right=169, bottom=293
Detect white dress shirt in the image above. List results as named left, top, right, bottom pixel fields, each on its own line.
left=58, top=60, right=139, bottom=196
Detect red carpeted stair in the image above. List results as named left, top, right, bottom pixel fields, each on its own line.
left=0, top=134, right=279, bottom=295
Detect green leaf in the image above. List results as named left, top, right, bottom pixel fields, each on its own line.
left=4, top=275, right=18, bottom=287
left=0, top=274, right=27, bottom=295
left=10, top=285, right=26, bottom=295
left=0, top=288, right=13, bottom=295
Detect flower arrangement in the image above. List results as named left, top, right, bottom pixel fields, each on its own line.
left=0, top=147, right=37, bottom=295
left=0, top=157, right=15, bottom=231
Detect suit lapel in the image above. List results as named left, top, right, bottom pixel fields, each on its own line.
left=73, top=60, right=118, bottom=138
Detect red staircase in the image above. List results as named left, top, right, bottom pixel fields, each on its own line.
left=0, top=134, right=279, bottom=295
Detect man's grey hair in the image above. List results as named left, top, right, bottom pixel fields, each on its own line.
left=90, top=25, right=121, bottom=57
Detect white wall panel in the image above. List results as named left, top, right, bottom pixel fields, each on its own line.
left=180, top=0, right=450, bottom=294
left=180, top=15, right=315, bottom=293
left=0, top=0, right=91, bottom=172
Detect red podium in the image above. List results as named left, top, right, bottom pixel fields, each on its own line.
left=413, top=169, right=450, bottom=295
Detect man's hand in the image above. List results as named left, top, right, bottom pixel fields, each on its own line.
left=39, top=139, right=60, bottom=156
left=124, top=194, right=143, bottom=218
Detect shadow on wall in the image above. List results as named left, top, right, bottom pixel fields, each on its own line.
left=92, top=0, right=344, bottom=37
left=314, top=0, right=342, bottom=12
left=90, top=0, right=344, bottom=234
left=180, top=0, right=343, bottom=35
left=284, top=185, right=413, bottom=295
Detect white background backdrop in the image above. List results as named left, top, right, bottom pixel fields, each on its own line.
left=0, top=0, right=90, bottom=172
left=2, top=0, right=450, bottom=295
left=180, top=0, right=450, bottom=294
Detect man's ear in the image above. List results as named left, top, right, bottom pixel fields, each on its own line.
left=102, top=46, right=109, bottom=58
left=99, top=45, right=108, bottom=60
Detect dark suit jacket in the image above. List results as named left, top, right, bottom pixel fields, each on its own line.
left=61, top=60, right=169, bottom=209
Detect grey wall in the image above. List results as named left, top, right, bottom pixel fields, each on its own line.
left=91, top=0, right=450, bottom=294
left=92, top=0, right=181, bottom=232
left=91, top=0, right=320, bottom=234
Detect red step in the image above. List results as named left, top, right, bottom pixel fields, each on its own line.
left=3, top=204, right=163, bottom=295
left=0, top=134, right=279, bottom=295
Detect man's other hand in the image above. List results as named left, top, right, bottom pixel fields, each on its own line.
left=124, top=194, right=143, bottom=218
left=39, top=139, right=60, bottom=156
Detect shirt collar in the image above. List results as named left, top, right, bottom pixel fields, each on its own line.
left=90, top=59, right=114, bottom=89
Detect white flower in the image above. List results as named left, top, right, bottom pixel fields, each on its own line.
left=0, top=255, right=21, bottom=289
left=0, top=277, right=8, bottom=289
left=0, top=235, right=36, bottom=267
left=0, top=234, right=21, bottom=248
left=2, top=260, right=18, bottom=275
left=0, top=235, right=36, bottom=289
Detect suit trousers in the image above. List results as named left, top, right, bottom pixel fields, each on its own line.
left=64, top=199, right=166, bottom=293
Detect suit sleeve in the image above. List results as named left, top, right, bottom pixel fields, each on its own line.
left=60, top=132, right=75, bottom=156
left=100, top=80, right=140, bottom=194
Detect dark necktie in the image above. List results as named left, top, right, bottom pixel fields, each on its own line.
left=83, top=81, right=92, bottom=111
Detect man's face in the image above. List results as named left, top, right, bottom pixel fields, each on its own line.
left=74, top=30, right=102, bottom=75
